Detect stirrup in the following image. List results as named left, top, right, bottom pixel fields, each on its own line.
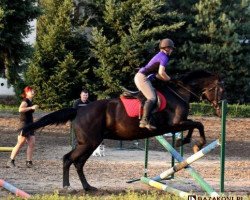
left=145, top=123, right=157, bottom=131
left=139, top=120, right=156, bottom=130
left=139, top=118, right=147, bottom=128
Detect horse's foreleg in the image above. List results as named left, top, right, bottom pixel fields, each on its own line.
left=174, top=120, right=206, bottom=153
left=175, top=128, right=193, bottom=147
left=193, top=121, right=206, bottom=152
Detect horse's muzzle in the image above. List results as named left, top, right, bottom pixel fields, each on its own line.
left=215, top=107, right=222, bottom=117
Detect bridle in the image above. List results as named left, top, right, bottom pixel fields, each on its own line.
left=201, top=81, right=224, bottom=110
left=168, top=80, right=223, bottom=110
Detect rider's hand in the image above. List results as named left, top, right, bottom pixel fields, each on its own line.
left=165, top=77, right=171, bottom=82
left=170, top=78, right=182, bottom=85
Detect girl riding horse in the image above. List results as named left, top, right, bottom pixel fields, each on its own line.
left=134, top=38, right=174, bottom=130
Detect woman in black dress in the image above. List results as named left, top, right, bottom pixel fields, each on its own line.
left=7, top=86, right=39, bottom=168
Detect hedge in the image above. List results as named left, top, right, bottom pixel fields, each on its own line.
left=0, top=102, right=249, bottom=118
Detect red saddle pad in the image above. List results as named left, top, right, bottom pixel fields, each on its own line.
left=120, top=91, right=167, bottom=117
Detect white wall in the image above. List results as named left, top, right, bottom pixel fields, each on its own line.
left=24, top=20, right=36, bottom=45
left=0, top=78, right=15, bottom=96
left=0, top=21, right=36, bottom=97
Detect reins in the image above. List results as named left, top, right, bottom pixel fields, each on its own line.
left=166, top=81, right=200, bottom=104
left=167, top=80, right=222, bottom=107
left=166, top=85, right=189, bottom=104
left=175, top=82, right=201, bottom=100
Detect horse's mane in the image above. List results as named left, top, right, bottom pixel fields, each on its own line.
left=122, top=70, right=217, bottom=95
left=180, top=70, right=214, bottom=83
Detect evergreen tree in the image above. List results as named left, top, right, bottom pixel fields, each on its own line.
left=0, top=0, right=40, bottom=88
left=89, top=0, right=185, bottom=98
left=0, top=8, right=4, bottom=28
left=177, top=0, right=250, bottom=103
left=26, top=0, right=90, bottom=109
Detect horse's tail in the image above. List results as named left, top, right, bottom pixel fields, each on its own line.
left=22, top=108, right=77, bottom=134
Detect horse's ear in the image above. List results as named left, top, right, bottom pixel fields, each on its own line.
left=215, top=72, right=223, bottom=81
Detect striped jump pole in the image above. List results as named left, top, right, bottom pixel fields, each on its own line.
left=152, top=139, right=220, bottom=181
left=0, top=179, right=31, bottom=198
left=141, top=177, right=190, bottom=199
left=0, top=147, right=14, bottom=152
left=155, top=136, right=219, bottom=197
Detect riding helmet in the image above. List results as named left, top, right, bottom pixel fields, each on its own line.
left=159, top=38, right=175, bottom=49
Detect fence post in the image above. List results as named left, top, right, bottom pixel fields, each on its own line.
left=179, top=132, right=184, bottom=157
left=171, top=133, right=175, bottom=179
left=144, top=138, right=149, bottom=177
left=220, top=100, right=227, bottom=193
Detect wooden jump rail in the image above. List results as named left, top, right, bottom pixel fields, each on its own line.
left=0, top=179, right=31, bottom=198
left=0, top=147, right=14, bottom=152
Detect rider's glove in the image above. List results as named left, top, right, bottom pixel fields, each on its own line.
left=147, top=74, right=156, bottom=81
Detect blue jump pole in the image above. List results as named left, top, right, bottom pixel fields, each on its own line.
left=152, top=139, right=220, bottom=180
left=155, top=136, right=219, bottom=197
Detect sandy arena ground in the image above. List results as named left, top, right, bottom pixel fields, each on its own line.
left=0, top=112, right=249, bottom=198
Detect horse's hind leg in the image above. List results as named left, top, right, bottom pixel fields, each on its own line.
left=62, top=143, right=99, bottom=191
left=63, top=151, right=74, bottom=188
left=73, top=144, right=99, bottom=191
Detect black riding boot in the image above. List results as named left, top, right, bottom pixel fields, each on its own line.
left=139, top=100, right=156, bottom=130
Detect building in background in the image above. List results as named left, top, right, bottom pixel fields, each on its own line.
left=24, top=20, right=36, bottom=45
left=0, top=78, right=15, bottom=96
left=0, top=20, right=37, bottom=98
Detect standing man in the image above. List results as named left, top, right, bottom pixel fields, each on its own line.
left=73, top=88, right=90, bottom=109
left=71, top=88, right=91, bottom=149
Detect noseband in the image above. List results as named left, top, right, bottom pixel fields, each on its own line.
left=202, top=82, right=224, bottom=110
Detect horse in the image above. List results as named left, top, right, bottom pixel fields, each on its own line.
left=22, top=70, right=225, bottom=192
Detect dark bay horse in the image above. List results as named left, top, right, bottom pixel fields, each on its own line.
left=22, top=70, right=224, bottom=192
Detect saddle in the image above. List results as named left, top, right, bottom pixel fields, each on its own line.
left=120, top=88, right=167, bottom=117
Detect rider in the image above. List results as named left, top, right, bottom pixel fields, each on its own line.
left=134, top=38, right=174, bottom=130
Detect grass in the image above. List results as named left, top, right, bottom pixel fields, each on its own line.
left=5, top=191, right=181, bottom=200
left=190, top=102, right=250, bottom=118
left=6, top=191, right=250, bottom=200
left=0, top=104, right=19, bottom=114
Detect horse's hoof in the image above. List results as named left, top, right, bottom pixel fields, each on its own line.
left=175, top=139, right=182, bottom=147
left=85, top=186, right=98, bottom=192
left=192, top=145, right=200, bottom=153
left=59, top=186, right=77, bottom=194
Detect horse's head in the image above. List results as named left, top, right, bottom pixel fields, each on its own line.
left=181, top=70, right=226, bottom=117
left=201, top=76, right=225, bottom=117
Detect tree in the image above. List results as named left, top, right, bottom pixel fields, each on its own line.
left=177, top=0, right=250, bottom=103
left=26, top=0, right=90, bottom=109
left=89, top=0, right=185, bottom=98
left=0, top=0, right=40, bottom=89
